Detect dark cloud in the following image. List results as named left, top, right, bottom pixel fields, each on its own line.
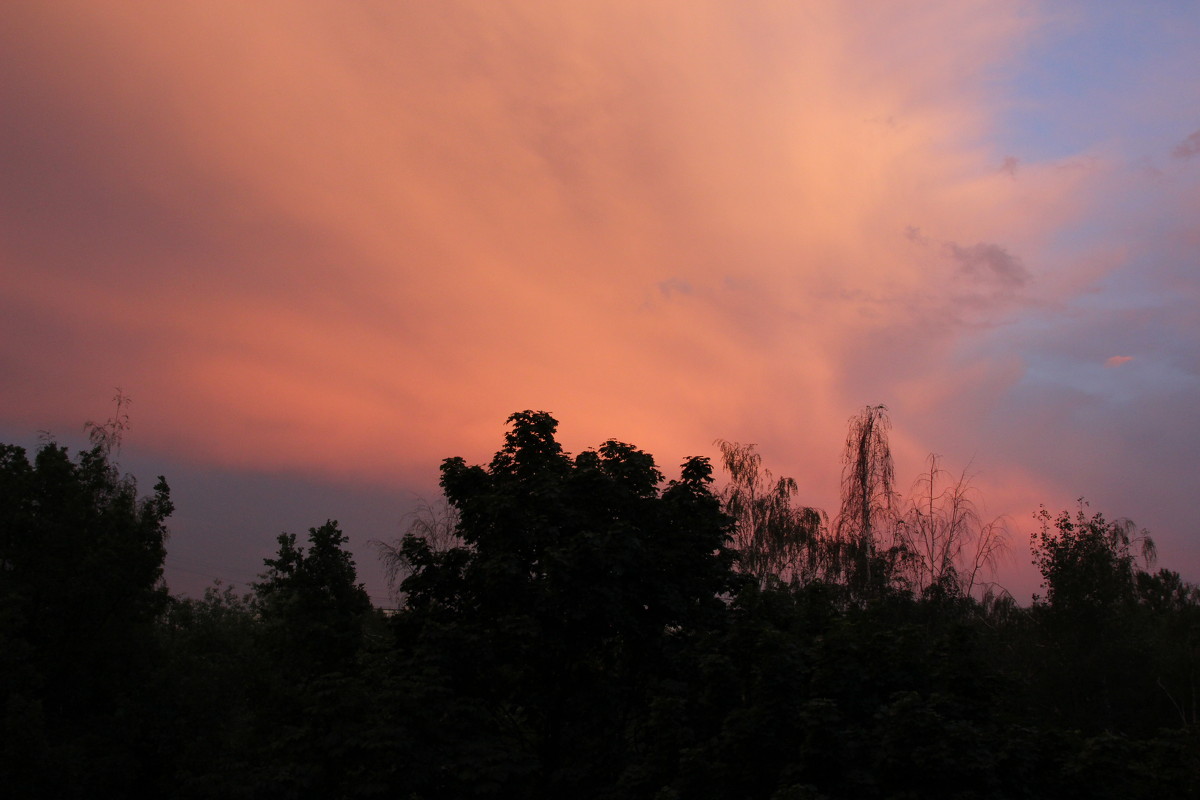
left=657, top=277, right=694, bottom=298
left=1172, top=129, right=1200, bottom=159
left=905, top=225, right=930, bottom=245
left=946, top=242, right=1029, bottom=287
left=1000, top=155, right=1019, bottom=177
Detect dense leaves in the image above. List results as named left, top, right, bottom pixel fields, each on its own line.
left=2, top=415, right=1199, bottom=797
left=393, top=411, right=739, bottom=797
left=0, top=441, right=172, bottom=798
left=254, top=520, right=373, bottom=672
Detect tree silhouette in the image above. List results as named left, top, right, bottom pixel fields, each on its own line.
left=0, top=437, right=171, bottom=796
left=895, top=454, right=1008, bottom=597
left=1032, top=503, right=1155, bottom=612
left=8, top=408, right=1200, bottom=796
left=254, top=520, right=372, bottom=672
left=375, top=498, right=463, bottom=607
left=395, top=410, right=737, bottom=796
left=714, top=440, right=826, bottom=587
left=834, top=404, right=898, bottom=592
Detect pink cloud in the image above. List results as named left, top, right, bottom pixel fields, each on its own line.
left=1105, top=355, right=1134, bottom=367
left=4, top=2, right=1199, bottom=594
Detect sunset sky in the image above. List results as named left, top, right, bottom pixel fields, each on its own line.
left=3, top=2, right=1198, bottom=603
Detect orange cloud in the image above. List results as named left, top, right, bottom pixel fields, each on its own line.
left=1105, top=355, right=1134, bottom=367
left=0, top=0, right=1169, bottom=565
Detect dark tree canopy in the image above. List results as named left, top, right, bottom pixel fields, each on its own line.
left=4, top=412, right=1200, bottom=798
left=1032, top=504, right=1156, bottom=612
left=254, top=520, right=372, bottom=672
left=425, top=410, right=737, bottom=630
left=394, top=410, right=739, bottom=797
left=0, top=440, right=172, bottom=797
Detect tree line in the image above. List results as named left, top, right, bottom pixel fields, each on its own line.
left=715, top=405, right=1008, bottom=599
left=1, top=407, right=1197, bottom=798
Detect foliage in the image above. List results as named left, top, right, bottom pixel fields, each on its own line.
left=717, top=413, right=1007, bottom=601
left=4, top=411, right=1200, bottom=797
left=715, top=440, right=827, bottom=588
left=254, top=520, right=373, bottom=673
left=1023, top=503, right=1200, bottom=737
left=393, top=410, right=739, bottom=796
left=1031, top=503, right=1155, bottom=612
left=155, top=583, right=265, bottom=797
left=0, top=438, right=172, bottom=798
left=375, top=497, right=464, bottom=606
left=832, top=405, right=903, bottom=594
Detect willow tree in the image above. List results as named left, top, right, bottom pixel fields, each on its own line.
left=834, top=405, right=897, bottom=591
left=715, top=440, right=825, bottom=588
left=375, top=498, right=463, bottom=606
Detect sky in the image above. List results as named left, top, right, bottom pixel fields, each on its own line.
left=2, top=1, right=1198, bottom=604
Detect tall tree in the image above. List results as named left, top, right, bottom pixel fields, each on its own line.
left=0, top=438, right=172, bottom=797
left=1028, top=503, right=1166, bottom=733
left=394, top=410, right=738, bottom=797
left=244, top=521, right=379, bottom=796
left=834, top=405, right=898, bottom=592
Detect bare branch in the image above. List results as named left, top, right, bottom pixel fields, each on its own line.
left=372, top=498, right=464, bottom=603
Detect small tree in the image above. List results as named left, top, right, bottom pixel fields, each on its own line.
left=1029, top=503, right=1165, bottom=734
left=1031, top=503, right=1155, bottom=612
left=254, top=520, right=372, bottom=671
left=714, top=440, right=825, bottom=588
left=895, top=454, right=1007, bottom=598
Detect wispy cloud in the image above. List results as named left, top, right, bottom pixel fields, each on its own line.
left=946, top=241, right=1030, bottom=288
left=2, top=1, right=1199, bottom=595
left=1172, top=129, right=1200, bottom=159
